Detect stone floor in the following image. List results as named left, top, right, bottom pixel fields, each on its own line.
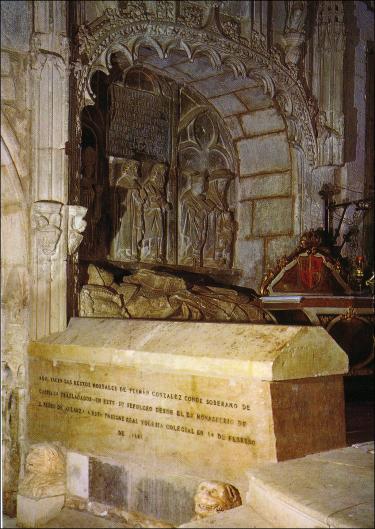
left=3, top=443, right=374, bottom=528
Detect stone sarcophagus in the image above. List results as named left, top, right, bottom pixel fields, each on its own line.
left=27, top=317, right=348, bottom=522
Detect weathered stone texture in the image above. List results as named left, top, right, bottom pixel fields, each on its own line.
left=266, top=236, right=300, bottom=268
left=235, top=238, right=264, bottom=288
left=224, top=116, right=244, bottom=140
left=67, top=452, right=89, bottom=499
left=241, top=108, right=285, bottom=137
left=240, top=172, right=291, bottom=200
left=237, top=201, right=253, bottom=239
left=210, top=93, right=247, bottom=117
left=191, top=72, right=257, bottom=99
left=237, top=134, right=291, bottom=176
left=253, top=198, right=293, bottom=236
left=235, top=87, right=274, bottom=111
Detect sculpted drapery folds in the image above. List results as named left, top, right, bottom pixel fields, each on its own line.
left=79, top=265, right=272, bottom=323
left=110, top=159, right=144, bottom=261
left=140, top=162, right=170, bottom=263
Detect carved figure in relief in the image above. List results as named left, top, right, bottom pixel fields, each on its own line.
left=283, top=0, right=307, bottom=66
left=18, top=444, right=65, bottom=498
left=80, top=265, right=271, bottom=323
left=111, top=159, right=144, bottom=261
left=140, top=162, right=170, bottom=263
left=67, top=205, right=88, bottom=255
left=193, top=481, right=242, bottom=520
left=81, top=146, right=100, bottom=252
left=180, top=170, right=211, bottom=267
left=204, top=169, right=235, bottom=268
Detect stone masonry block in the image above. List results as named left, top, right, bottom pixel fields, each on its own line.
left=210, top=93, right=247, bottom=117
left=17, top=494, right=64, bottom=528
left=237, top=134, right=291, bottom=176
left=191, top=72, right=257, bottom=99
left=1, top=52, right=11, bottom=76
left=237, top=201, right=253, bottom=238
left=240, top=173, right=291, bottom=200
left=224, top=116, right=244, bottom=140
left=67, top=452, right=89, bottom=499
left=253, top=198, right=293, bottom=236
left=236, top=87, right=273, bottom=111
left=241, top=108, right=285, bottom=137
left=1, top=77, right=16, bottom=101
left=266, top=236, right=299, bottom=268
left=235, top=238, right=264, bottom=290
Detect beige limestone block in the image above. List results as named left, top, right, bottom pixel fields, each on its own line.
left=210, top=94, right=247, bottom=117
left=28, top=318, right=348, bottom=381
left=253, top=197, right=293, bottom=236
left=1, top=51, right=11, bottom=75
left=179, top=504, right=273, bottom=528
left=237, top=134, right=290, bottom=176
left=240, top=109, right=285, bottom=137
left=17, top=494, right=65, bottom=528
left=246, top=447, right=374, bottom=528
left=66, top=452, right=89, bottom=499
left=240, top=173, right=291, bottom=200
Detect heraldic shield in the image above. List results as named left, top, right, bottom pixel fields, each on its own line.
left=298, top=254, right=325, bottom=290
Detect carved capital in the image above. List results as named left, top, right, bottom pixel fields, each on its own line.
left=31, top=201, right=63, bottom=257
left=67, top=205, right=88, bottom=255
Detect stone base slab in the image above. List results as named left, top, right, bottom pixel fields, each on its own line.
left=16, top=494, right=65, bottom=528
left=246, top=447, right=374, bottom=528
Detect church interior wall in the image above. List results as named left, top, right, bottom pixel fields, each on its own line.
left=1, top=0, right=374, bottom=520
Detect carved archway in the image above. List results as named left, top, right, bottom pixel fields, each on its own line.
left=68, top=5, right=318, bottom=312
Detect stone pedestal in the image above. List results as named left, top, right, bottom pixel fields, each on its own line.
left=26, top=317, right=348, bottom=524
left=16, top=494, right=65, bottom=528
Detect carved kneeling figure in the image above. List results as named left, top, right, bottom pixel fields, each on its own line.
left=193, top=480, right=242, bottom=520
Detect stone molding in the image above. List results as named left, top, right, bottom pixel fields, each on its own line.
left=69, top=3, right=318, bottom=182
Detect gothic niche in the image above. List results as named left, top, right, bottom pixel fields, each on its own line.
left=78, top=60, right=237, bottom=276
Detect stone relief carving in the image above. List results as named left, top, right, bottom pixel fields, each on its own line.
left=311, top=1, right=345, bottom=167
left=140, top=162, right=170, bottom=263
left=79, top=265, right=272, bottom=322
left=282, top=1, right=307, bottom=67
left=67, top=205, right=88, bottom=255
left=178, top=111, right=235, bottom=269
left=69, top=2, right=318, bottom=185
left=31, top=201, right=63, bottom=257
left=18, top=444, right=65, bottom=498
left=193, top=480, right=242, bottom=520
left=109, top=159, right=170, bottom=264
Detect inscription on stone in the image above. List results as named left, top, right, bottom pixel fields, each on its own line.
left=107, top=84, right=170, bottom=162
left=28, top=358, right=273, bottom=481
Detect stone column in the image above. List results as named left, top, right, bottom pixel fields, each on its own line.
left=29, top=1, right=70, bottom=339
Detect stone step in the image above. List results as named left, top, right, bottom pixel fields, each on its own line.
left=179, top=505, right=274, bottom=528
left=246, top=445, right=374, bottom=528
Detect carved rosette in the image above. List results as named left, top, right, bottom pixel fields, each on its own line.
left=70, top=5, right=317, bottom=170
left=31, top=201, right=63, bottom=257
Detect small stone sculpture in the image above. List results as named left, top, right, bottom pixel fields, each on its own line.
left=18, top=444, right=65, bottom=498
left=193, top=480, right=242, bottom=520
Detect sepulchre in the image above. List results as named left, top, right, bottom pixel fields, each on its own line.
left=1, top=1, right=374, bottom=527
